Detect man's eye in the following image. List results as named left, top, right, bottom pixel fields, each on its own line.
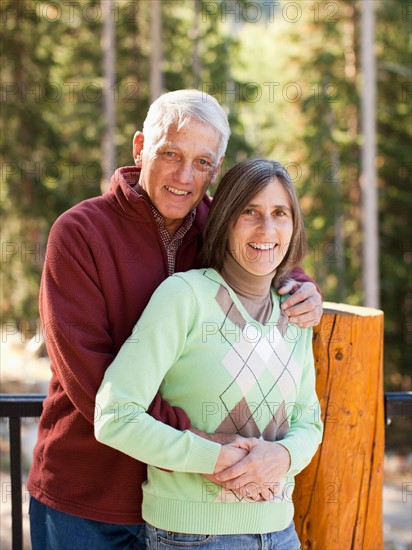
left=197, top=159, right=213, bottom=170
left=164, top=151, right=175, bottom=157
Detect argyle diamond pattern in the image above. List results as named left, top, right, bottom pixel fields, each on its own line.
left=211, top=281, right=303, bottom=503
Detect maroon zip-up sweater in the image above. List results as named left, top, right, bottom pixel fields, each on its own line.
left=28, top=166, right=315, bottom=524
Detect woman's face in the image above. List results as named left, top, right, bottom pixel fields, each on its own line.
left=227, top=177, right=294, bottom=277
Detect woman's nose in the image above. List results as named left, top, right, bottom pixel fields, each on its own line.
left=258, top=215, right=277, bottom=234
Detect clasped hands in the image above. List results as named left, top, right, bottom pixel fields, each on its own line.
left=193, top=430, right=291, bottom=502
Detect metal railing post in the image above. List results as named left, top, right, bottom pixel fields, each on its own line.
left=9, top=415, right=23, bottom=550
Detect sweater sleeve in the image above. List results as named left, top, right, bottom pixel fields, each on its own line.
left=41, top=213, right=192, bottom=431
left=95, top=275, right=221, bottom=473
left=40, top=214, right=115, bottom=426
left=289, top=267, right=321, bottom=294
left=276, top=330, right=324, bottom=476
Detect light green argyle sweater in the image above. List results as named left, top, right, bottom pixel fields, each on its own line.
left=95, top=268, right=323, bottom=535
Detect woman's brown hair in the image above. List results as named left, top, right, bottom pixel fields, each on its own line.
left=202, top=158, right=307, bottom=288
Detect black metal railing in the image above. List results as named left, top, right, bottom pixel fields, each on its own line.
left=1, top=391, right=412, bottom=550
left=0, top=394, right=45, bottom=550
left=384, top=391, right=412, bottom=424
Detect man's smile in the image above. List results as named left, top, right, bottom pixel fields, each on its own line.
left=165, top=185, right=190, bottom=197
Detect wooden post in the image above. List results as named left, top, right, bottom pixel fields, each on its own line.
left=294, top=302, right=385, bottom=549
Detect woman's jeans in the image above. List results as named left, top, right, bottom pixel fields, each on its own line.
left=145, top=521, right=300, bottom=550
left=29, top=496, right=146, bottom=550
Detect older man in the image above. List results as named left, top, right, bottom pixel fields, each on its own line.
left=28, top=90, right=322, bottom=549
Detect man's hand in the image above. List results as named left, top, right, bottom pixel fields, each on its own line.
left=279, top=280, right=322, bottom=328
left=213, top=438, right=291, bottom=502
left=190, top=427, right=242, bottom=445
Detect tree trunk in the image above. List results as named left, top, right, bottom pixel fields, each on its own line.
left=101, top=0, right=116, bottom=193
left=150, top=0, right=163, bottom=103
left=294, top=302, right=384, bottom=549
left=192, top=0, right=202, bottom=88
left=360, top=1, right=379, bottom=308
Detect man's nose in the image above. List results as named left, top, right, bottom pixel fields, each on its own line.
left=175, top=161, right=193, bottom=184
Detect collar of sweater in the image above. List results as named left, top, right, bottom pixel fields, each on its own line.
left=220, top=252, right=275, bottom=301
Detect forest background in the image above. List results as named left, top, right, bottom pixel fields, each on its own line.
left=1, top=0, right=411, bottom=451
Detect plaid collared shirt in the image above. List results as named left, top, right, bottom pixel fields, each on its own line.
left=150, top=204, right=196, bottom=276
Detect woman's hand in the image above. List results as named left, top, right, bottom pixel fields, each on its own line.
left=213, top=438, right=291, bottom=502
left=202, top=442, right=247, bottom=491
left=213, top=443, right=248, bottom=474
left=190, top=427, right=242, bottom=445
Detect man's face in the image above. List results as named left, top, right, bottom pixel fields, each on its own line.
left=138, top=119, right=223, bottom=235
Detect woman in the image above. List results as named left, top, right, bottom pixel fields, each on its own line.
left=95, top=158, right=323, bottom=549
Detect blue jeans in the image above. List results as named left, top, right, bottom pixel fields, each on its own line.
left=145, top=522, right=300, bottom=550
left=29, top=496, right=146, bottom=550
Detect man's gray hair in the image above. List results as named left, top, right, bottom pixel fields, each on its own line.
left=142, top=89, right=230, bottom=162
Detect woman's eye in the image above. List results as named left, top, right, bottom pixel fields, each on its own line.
left=243, top=209, right=256, bottom=216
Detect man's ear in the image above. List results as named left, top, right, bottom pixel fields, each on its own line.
left=133, top=131, right=144, bottom=163
left=211, top=156, right=225, bottom=183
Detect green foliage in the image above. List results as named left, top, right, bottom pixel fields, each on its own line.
left=0, top=0, right=251, bottom=326
left=1, top=0, right=410, bottom=400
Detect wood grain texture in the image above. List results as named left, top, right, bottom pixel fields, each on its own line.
left=294, top=302, right=385, bottom=549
